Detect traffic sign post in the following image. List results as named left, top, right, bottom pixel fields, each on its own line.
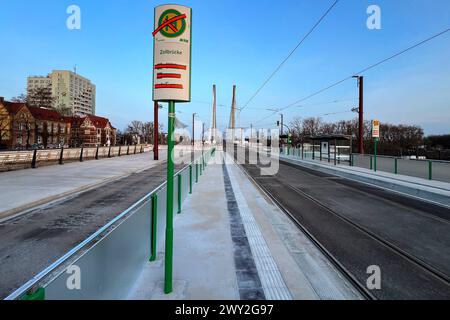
left=372, top=120, right=380, bottom=172
left=153, top=4, right=192, bottom=295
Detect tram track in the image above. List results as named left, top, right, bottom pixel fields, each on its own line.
left=233, top=146, right=450, bottom=299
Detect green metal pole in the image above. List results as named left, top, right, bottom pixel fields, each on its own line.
left=189, top=165, right=193, bottom=194
left=164, top=101, right=175, bottom=294
left=429, top=161, right=433, bottom=181
left=374, top=138, right=378, bottom=172
left=22, top=288, right=45, bottom=301
left=370, top=156, right=373, bottom=170
left=394, top=158, right=398, bottom=174
left=150, top=194, right=158, bottom=262
left=177, top=174, right=182, bottom=214
left=196, top=162, right=199, bottom=183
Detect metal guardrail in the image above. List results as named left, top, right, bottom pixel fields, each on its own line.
left=5, top=147, right=216, bottom=300
left=0, top=145, right=152, bottom=171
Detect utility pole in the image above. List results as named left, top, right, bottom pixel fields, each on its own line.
left=353, top=76, right=364, bottom=154
left=280, top=113, right=284, bottom=149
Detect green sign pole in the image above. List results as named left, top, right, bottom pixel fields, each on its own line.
left=164, top=100, right=175, bottom=294
left=374, top=137, right=378, bottom=172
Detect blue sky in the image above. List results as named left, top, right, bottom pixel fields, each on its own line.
left=0, top=0, right=449, bottom=135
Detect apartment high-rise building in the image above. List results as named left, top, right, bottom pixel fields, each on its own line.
left=27, top=70, right=96, bottom=116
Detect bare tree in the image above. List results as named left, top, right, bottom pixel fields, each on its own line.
left=27, top=87, right=55, bottom=109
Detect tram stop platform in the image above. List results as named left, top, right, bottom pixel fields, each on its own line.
left=127, top=151, right=361, bottom=300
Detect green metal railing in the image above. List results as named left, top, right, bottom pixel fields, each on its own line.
left=281, top=147, right=450, bottom=183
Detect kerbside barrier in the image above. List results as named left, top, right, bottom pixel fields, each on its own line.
left=6, top=148, right=216, bottom=300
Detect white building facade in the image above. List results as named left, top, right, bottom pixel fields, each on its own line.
left=27, top=70, right=96, bottom=116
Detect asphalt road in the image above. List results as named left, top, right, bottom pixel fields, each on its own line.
left=0, top=155, right=196, bottom=299
left=235, top=147, right=450, bottom=299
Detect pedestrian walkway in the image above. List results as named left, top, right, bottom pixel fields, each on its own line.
left=0, top=150, right=167, bottom=220
left=128, top=151, right=361, bottom=300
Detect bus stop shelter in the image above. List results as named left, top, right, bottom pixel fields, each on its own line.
left=306, top=134, right=353, bottom=165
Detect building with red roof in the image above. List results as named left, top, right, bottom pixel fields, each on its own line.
left=0, top=97, right=116, bottom=150
left=70, top=115, right=116, bottom=148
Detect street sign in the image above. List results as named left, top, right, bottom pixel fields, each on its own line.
left=153, top=4, right=192, bottom=102
left=372, top=120, right=380, bottom=139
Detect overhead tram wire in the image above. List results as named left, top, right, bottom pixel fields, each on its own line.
left=239, top=0, right=340, bottom=112
left=253, top=27, right=450, bottom=125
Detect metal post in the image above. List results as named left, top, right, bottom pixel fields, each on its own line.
left=118, top=146, right=122, bottom=157
left=374, top=138, right=378, bottom=172
left=154, top=101, right=160, bottom=161
left=31, top=149, right=37, bottom=169
left=328, top=142, right=331, bottom=163
left=108, top=146, right=112, bottom=158
left=320, top=143, right=323, bottom=161
left=196, top=162, right=199, bottom=183
left=429, top=161, right=433, bottom=181
left=358, top=76, right=364, bottom=154
left=192, top=113, right=195, bottom=148
left=302, top=142, right=304, bottom=159
left=177, top=174, right=182, bottom=214
left=370, top=156, right=373, bottom=170
left=312, top=142, right=315, bottom=160
left=134, top=145, right=137, bottom=155
left=189, top=165, right=193, bottom=194
left=59, top=147, right=64, bottom=165
left=334, top=140, right=337, bottom=166
left=164, top=101, right=176, bottom=294
left=127, top=145, right=130, bottom=156
left=80, top=147, right=84, bottom=162
left=95, top=146, right=99, bottom=160
left=21, top=288, right=45, bottom=301
left=394, top=158, right=398, bottom=174
left=150, top=194, right=158, bottom=262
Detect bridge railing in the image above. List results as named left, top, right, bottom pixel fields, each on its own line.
left=280, top=146, right=450, bottom=183
left=351, top=153, right=450, bottom=183
left=0, top=145, right=152, bottom=172
left=5, top=147, right=216, bottom=300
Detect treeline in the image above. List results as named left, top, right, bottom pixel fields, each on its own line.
left=116, top=121, right=166, bottom=146
left=289, top=117, right=450, bottom=159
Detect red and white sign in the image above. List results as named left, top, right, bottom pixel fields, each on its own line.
left=152, top=4, right=192, bottom=102
left=372, top=120, right=380, bottom=139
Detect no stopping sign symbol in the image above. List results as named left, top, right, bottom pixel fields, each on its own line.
left=153, top=9, right=187, bottom=38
